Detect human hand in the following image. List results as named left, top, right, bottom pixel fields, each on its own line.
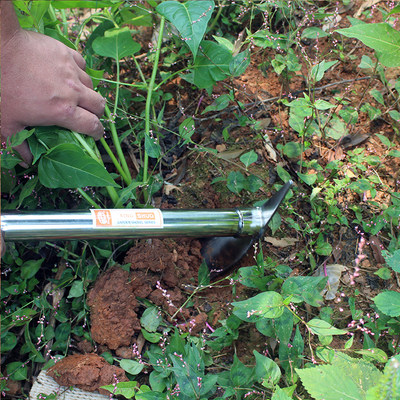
left=1, top=29, right=106, bottom=164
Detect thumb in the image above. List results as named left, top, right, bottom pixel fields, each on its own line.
left=14, top=141, right=33, bottom=167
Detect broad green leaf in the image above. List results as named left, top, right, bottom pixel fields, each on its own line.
left=141, top=329, right=162, bottom=344
left=310, top=60, right=338, bottom=82
left=314, top=99, right=336, bottom=110
left=272, top=387, right=293, bottom=400
left=202, top=94, right=231, bottom=114
left=282, top=276, right=327, bottom=307
left=283, top=142, right=302, bottom=158
left=240, top=150, right=258, bottom=167
left=184, top=40, right=232, bottom=89
left=51, top=1, right=114, bottom=8
left=232, top=291, right=284, bottom=322
left=302, top=27, right=330, bottom=39
left=230, top=354, right=255, bottom=387
left=1, top=332, right=17, bottom=352
left=140, top=307, right=161, bottom=332
left=355, top=348, right=388, bottom=363
left=6, top=129, right=35, bottom=148
left=156, top=1, right=215, bottom=59
left=179, top=117, right=195, bottom=144
left=21, top=259, right=43, bottom=280
left=229, top=49, right=251, bottom=76
left=383, top=249, right=400, bottom=272
left=38, top=143, right=119, bottom=188
left=370, top=88, right=385, bottom=105
left=6, top=362, right=28, bottom=381
left=389, top=109, right=400, bottom=123
left=316, top=234, right=333, bottom=256
left=276, top=165, right=292, bottom=183
left=373, top=291, right=400, bottom=317
left=337, top=23, right=400, bottom=67
left=227, top=171, right=246, bottom=194
left=198, top=260, right=210, bottom=286
left=297, top=172, right=317, bottom=185
left=68, top=280, right=84, bottom=298
left=145, top=134, right=161, bottom=159
left=120, top=359, right=144, bottom=375
left=92, top=27, right=141, bottom=60
left=245, top=174, right=263, bottom=193
left=358, top=55, right=375, bottom=69
left=374, top=267, right=391, bottom=280
left=307, top=319, right=347, bottom=336
left=297, top=353, right=381, bottom=400
left=101, top=381, right=138, bottom=398
left=254, top=350, right=281, bottom=388
left=18, top=175, right=38, bottom=208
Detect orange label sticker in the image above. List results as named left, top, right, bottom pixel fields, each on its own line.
left=91, top=209, right=163, bottom=229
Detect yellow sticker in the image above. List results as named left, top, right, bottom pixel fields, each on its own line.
left=91, top=209, right=163, bottom=229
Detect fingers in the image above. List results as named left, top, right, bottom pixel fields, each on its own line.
left=60, top=106, right=105, bottom=139
left=78, top=86, right=106, bottom=118
left=77, top=68, right=94, bottom=90
left=71, top=50, right=86, bottom=71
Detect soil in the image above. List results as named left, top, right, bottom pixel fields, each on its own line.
left=47, top=353, right=128, bottom=395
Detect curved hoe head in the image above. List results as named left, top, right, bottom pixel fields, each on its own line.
left=201, top=180, right=293, bottom=277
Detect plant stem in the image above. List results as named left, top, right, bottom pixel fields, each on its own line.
left=72, top=132, right=120, bottom=205
left=143, top=16, right=165, bottom=187
left=104, top=105, right=132, bottom=184
left=100, top=137, right=130, bottom=184
left=77, top=188, right=101, bottom=208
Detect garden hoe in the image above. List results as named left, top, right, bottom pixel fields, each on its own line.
left=1, top=181, right=292, bottom=273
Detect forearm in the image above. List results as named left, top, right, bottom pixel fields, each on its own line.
left=1, top=1, right=21, bottom=47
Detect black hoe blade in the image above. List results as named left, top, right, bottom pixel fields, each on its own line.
left=201, top=180, right=293, bottom=276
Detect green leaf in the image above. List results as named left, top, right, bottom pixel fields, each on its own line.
left=6, top=362, right=27, bottom=381
left=383, top=249, right=400, bottom=272
left=230, top=354, right=255, bottom=387
left=38, top=143, right=119, bottom=189
left=101, top=381, right=138, bottom=398
left=202, top=94, right=231, bottom=114
left=232, top=291, right=284, bottom=322
left=51, top=1, right=113, bottom=8
left=370, top=89, right=385, bottom=105
left=314, top=99, right=336, bottom=110
left=310, top=60, right=338, bottom=82
left=21, top=259, right=43, bottom=280
left=282, top=276, right=327, bottom=307
left=358, top=55, right=375, bottom=69
left=184, top=40, right=232, bottom=89
left=67, top=280, right=84, bottom=298
left=198, top=260, right=210, bottom=286
left=120, top=359, right=144, bottom=376
left=144, top=134, right=161, bottom=159
left=297, top=353, right=381, bottom=400
left=140, top=307, right=161, bottom=333
left=336, top=23, right=400, bottom=67
left=276, top=165, right=292, bottom=183
left=374, top=267, right=391, bottom=280
left=227, top=171, right=246, bottom=194
left=355, top=348, right=388, bottom=363
left=302, top=27, right=330, bottom=39
left=297, top=172, right=317, bottom=185
left=283, top=142, right=302, bottom=158
left=1, top=331, right=17, bottom=352
left=141, top=328, right=162, bottom=343
left=92, top=27, right=141, bottom=60
left=245, top=175, right=263, bottom=193
left=230, top=49, right=251, bottom=76
left=373, top=291, right=400, bottom=317
left=156, top=1, right=214, bottom=59
left=272, top=387, right=293, bottom=400
left=316, top=234, right=333, bottom=256
left=240, top=150, right=258, bottom=167
left=307, top=319, right=347, bottom=336
left=18, top=175, right=38, bottom=208
left=253, top=350, right=281, bottom=389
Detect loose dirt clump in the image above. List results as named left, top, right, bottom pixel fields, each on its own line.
left=47, top=353, right=128, bottom=394
left=87, top=239, right=209, bottom=351
left=87, top=267, right=141, bottom=350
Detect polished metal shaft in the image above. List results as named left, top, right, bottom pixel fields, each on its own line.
left=1, top=207, right=271, bottom=241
